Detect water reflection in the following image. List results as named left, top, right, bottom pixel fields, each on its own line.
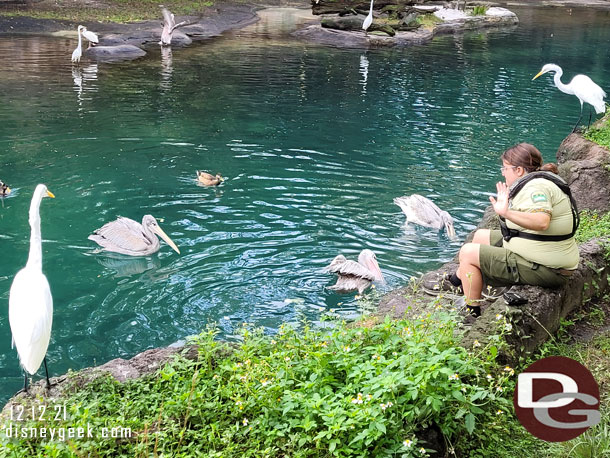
left=95, top=253, right=162, bottom=278
left=71, top=63, right=98, bottom=106
left=359, top=54, right=369, bottom=95
left=160, top=46, right=173, bottom=90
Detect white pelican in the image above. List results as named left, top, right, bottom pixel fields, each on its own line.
left=89, top=215, right=180, bottom=256
left=362, top=0, right=374, bottom=32
left=71, top=25, right=84, bottom=63
left=196, top=171, right=224, bottom=186
left=394, top=194, right=456, bottom=239
left=160, top=6, right=188, bottom=46
left=9, top=184, right=55, bottom=392
left=325, top=249, right=384, bottom=295
left=1, top=179, right=10, bottom=197
left=533, top=63, right=607, bottom=131
left=81, top=26, right=99, bottom=48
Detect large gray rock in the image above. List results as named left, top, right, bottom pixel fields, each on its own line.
left=557, top=128, right=610, bottom=213
left=85, top=44, right=147, bottom=61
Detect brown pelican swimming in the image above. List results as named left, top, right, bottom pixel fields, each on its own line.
left=325, top=249, right=384, bottom=295
left=394, top=194, right=456, bottom=239
left=197, top=171, right=224, bottom=186
left=160, top=6, right=188, bottom=46
left=1, top=180, right=10, bottom=197
left=89, top=215, right=180, bottom=256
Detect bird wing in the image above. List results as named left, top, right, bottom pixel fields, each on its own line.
left=82, top=30, right=99, bottom=43
left=394, top=195, right=444, bottom=229
left=571, top=74, right=607, bottom=113
left=161, top=7, right=175, bottom=28
left=327, top=276, right=371, bottom=294
left=89, top=217, right=153, bottom=252
left=327, top=259, right=376, bottom=281
left=9, top=268, right=53, bottom=374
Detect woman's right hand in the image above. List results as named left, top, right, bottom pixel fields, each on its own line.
left=489, top=181, right=509, bottom=217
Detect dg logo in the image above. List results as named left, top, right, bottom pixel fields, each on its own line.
left=514, top=356, right=601, bottom=442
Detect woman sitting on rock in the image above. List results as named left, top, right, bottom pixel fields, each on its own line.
left=424, top=143, right=579, bottom=318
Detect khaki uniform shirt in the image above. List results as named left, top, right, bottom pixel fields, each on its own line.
left=504, top=176, right=579, bottom=270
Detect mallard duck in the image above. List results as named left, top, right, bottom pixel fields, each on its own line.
left=394, top=194, right=456, bottom=239
left=325, top=249, right=384, bottom=295
left=89, top=215, right=180, bottom=256
left=197, top=171, right=224, bottom=186
left=1, top=180, right=11, bottom=197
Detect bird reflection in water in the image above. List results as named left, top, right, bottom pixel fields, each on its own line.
left=359, top=54, right=369, bottom=95
left=95, top=253, right=162, bottom=278
left=72, top=64, right=98, bottom=108
left=160, top=46, right=173, bottom=91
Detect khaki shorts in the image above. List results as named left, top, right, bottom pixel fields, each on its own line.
left=479, top=230, right=567, bottom=288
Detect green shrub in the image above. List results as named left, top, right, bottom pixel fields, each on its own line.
left=471, top=5, right=489, bottom=16
left=584, top=117, right=610, bottom=150
left=1, top=311, right=515, bottom=457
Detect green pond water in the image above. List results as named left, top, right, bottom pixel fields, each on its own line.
left=0, top=6, right=609, bottom=402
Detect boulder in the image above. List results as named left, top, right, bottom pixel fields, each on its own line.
left=85, top=44, right=147, bottom=61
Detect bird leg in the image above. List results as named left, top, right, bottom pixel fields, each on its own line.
left=44, top=357, right=53, bottom=390
left=587, top=107, right=593, bottom=129
left=571, top=110, right=583, bottom=133
left=14, top=373, right=29, bottom=395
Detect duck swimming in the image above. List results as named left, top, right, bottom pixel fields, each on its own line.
left=1, top=180, right=11, bottom=197
left=325, top=249, right=384, bottom=295
left=197, top=171, right=224, bottom=186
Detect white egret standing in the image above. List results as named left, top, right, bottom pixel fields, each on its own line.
left=533, top=63, right=607, bottom=131
left=9, top=184, right=55, bottom=393
left=81, top=26, right=99, bottom=48
left=71, top=25, right=83, bottom=63
left=362, top=0, right=374, bottom=33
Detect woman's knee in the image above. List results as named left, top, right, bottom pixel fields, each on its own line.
left=472, top=229, right=491, bottom=245
left=459, top=243, right=481, bottom=265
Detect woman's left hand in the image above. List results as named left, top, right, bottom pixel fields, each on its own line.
left=489, top=181, right=509, bottom=217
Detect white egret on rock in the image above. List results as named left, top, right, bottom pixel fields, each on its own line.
left=71, top=25, right=84, bottom=63
left=9, top=184, right=55, bottom=393
left=89, top=215, right=180, bottom=256
left=81, top=26, right=99, bottom=48
left=325, top=249, right=384, bottom=295
left=533, top=63, right=607, bottom=131
left=362, top=0, right=374, bottom=33
left=394, top=194, right=456, bottom=239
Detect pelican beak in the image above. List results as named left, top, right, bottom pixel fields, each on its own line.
left=532, top=70, right=545, bottom=81
left=153, top=225, right=180, bottom=254
left=5, top=187, right=11, bottom=195
left=365, top=257, right=385, bottom=284
left=46, top=190, right=55, bottom=198
left=446, top=222, right=456, bottom=239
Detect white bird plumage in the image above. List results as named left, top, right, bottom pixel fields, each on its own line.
left=533, top=63, right=607, bottom=130
left=9, top=184, right=55, bottom=392
left=71, top=25, right=83, bottom=63
left=362, top=0, right=374, bottom=32
left=394, top=194, right=456, bottom=239
left=81, top=26, right=99, bottom=48
left=325, top=249, right=384, bottom=295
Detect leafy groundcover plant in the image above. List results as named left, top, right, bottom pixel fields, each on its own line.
left=1, top=308, right=516, bottom=457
